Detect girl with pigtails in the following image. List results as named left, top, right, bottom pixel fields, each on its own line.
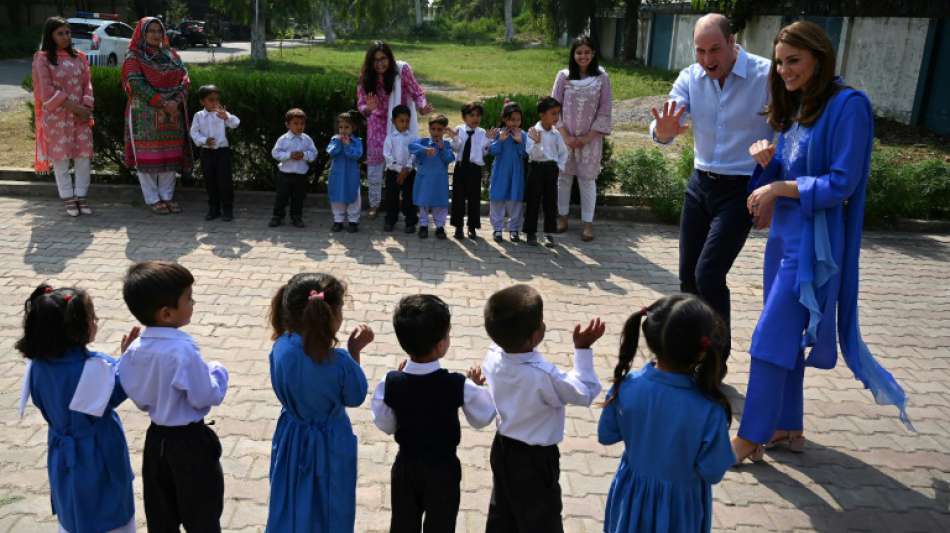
left=598, top=294, right=735, bottom=533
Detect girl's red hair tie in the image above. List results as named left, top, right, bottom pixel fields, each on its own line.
left=640, top=306, right=649, bottom=316
left=700, top=336, right=711, bottom=352
left=308, top=290, right=325, bottom=301
left=63, top=294, right=73, bottom=302
left=44, top=287, right=54, bottom=294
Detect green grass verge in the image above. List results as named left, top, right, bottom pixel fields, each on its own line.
left=216, top=40, right=676, bottom=100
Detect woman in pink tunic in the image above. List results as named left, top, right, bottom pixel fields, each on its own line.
left=357, top=41, right=431, bottom=219
left=552, top=35, right=613, bottom=242
left=32, top=17, right=95, bottom=217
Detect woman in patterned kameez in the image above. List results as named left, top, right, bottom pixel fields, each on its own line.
left=357, top=41, right=432, bottom=220
left=32, top=17, right=95, bottom=217
left=121, top=17, right=191, bottom=215
left=551, top=35, right=613, bottom=242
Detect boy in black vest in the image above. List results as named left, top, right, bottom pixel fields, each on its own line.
left=371, top=294, right=496, bottom=533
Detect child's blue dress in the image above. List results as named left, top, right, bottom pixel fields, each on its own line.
left=27, top=347, right=135, bottom=533
left=266, top=333, right=368, bottom=533
left=488, top=131, right=528, bottom=202
left=598, top=363, right=734, bottom=533
left=327, top=135, right=364, bottom=204
left=409, top=138, right=454, bottom=207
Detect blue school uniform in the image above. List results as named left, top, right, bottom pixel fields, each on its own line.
left=488, top=131, right=528, bottom=201
left=598, top=363, right=734, bottom=533
left=327, top=135, right=364, bottom=204
left=28, top=348, right=135, bottom=533
left=266, top=333, right=368, bottom=533
left=409, top=138, right=454, bottom=207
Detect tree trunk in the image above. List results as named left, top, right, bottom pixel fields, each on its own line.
left=504, top=0, right=514, bottom=42
left=415, top=0, right=422, bottom=27
left=622, top=0, right=641, bottom=62
left=251, top=0, right=267, bottom=64
left=322, top=2, right=336, bottom=44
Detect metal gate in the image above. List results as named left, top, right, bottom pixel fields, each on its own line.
left=649, top=14, right=674, bottom=70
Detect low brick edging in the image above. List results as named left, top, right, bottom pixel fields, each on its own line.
left=2, top=168, right=948, bottom=233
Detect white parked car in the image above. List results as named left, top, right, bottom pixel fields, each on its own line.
left=67, top=13, right=134, bottom=67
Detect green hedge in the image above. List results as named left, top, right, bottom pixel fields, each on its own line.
left=612, top=142, right=950, bottom=226
left=25, top=65, right=357, bottom=189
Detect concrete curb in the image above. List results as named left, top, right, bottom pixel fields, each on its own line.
left=1, top=168, right=947, bottom=233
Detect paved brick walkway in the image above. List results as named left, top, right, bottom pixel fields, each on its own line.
left=0, top=196, right=947, bottom=532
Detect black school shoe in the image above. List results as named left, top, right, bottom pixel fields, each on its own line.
left=205, top=209, right=221, bottom=221
left=405, top=224, right=416, bottom=234
left=332, top=222, right=344, bottom=232
left=268, top=217, right=283, bottom=227
left=222, top=205, right=234, bottom=222
left=468, top=228, right=478, bottom=239
left=348, top=223, right=359, bottom=233
left=418, top=226, right=429, bottom=239
left=454, top=227, right=465, bottom=239
left=544, top=235, right=556, bottom=248
left=526, top=233, right=538, bottom=245
left=509, top=231, right=521, bottom=243
left=292, top=218, right=306, bottom=228
left=435, top=227, right=447, bottom=239
left=493, top=231, right=503, bottom=242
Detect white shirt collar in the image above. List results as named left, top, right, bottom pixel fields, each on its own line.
left=393, top=129, right=412, bottom=137
left=402, top=360, right=442, bottom=375
left=140, top=326, right=190, bottom=340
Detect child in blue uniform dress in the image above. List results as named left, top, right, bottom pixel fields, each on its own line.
left=488, top=101, right=531, bottom=242
left=16, top=284, right=139, bottom=533
left=327, top=112, right=365, bottom=233
left=409, top=114, right=455, bottom=239
left=266, top=273, right=374, bottom=533
left=598, top=294, right=735, bottom=533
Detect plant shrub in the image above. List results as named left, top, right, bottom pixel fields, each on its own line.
left=614, top=147, right=688, bottom=223
left=25, top=65, right=357, bottom=189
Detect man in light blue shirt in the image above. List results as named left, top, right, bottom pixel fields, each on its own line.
left=650, top=13, right=772, bottom=374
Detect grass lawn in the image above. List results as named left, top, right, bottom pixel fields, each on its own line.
left=218, top=40, right=677, bottom=102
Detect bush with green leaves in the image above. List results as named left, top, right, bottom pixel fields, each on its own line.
left=865, top=144, right=950, bottom=224
left=613, top=147, right=690, bottom=223
left=25, top=65, right=357, bottom=189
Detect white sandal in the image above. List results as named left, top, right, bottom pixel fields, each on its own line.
left=64, top=198, right=80, bottom=217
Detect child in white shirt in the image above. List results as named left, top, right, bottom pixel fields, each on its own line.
left=480, top=284, right=604, bottom=532
left=445, top=101, right=491, bottom=239
left=190, top=85, right=240, bottom=222
left=526, top=97, right=569, bottom=247
left=382, top=105, right=419, bottom=233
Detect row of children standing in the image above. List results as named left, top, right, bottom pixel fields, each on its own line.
left=18, top=260, right=735, bottom=533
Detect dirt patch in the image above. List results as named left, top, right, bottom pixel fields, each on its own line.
left=0, top=106, right=34, bottom=168
left=613, top=95, right=669, bottom=129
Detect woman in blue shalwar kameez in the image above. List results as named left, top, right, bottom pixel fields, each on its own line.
left=266, top=273, right=372, bottom=533
left=732, top=21, right=912, bottom=464
left=17, top=284, right=137, bottom=533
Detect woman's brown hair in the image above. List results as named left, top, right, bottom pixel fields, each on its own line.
left=40, top=17, right=78, bottom=66
left=269, top=273, right=346, bottom=363
left=765, top=21, right=841, bottom=132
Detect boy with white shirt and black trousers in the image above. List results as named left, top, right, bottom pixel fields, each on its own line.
left=190, top=85, right=240, bottom=221
left=480, top=284, right=605, bottom=533
left=270, top=108, right=317, bottom=228
left=446, top=101, right=490, bottom=239
left=383, top=105, right=419, bottom=233
left=117, top=261, right=229, bottom=532
left=372, top=294, right=496, bottom=533
left=526, top=97, right=569, bottom=247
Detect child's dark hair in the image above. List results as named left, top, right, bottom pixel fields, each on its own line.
left=269, top=273, right=346, bottom=363
left=122, top=261, right=194, bottom=326
left=498, top=101, right=523, bottom=128
left=197, top=85, right=220, bottom=101
left=428, top=113, right=449, bottom=127
left=40, top=17, right=77, bottom=66
left=607, top=294, right=731, bottom=424
left=461, top=101, right=484, bottom=117
left=537, top=96, right=561, bottom=114
left=392, top=104, right=411, bottom=120
left=16, top=284, right=95, bottom=360
left=393, top=294, right=451, bottom=360
left=484, top=285, right=543, bottom=353
left=285, top=108, right=307, bottom=122
left=568, top=35, right=602, bottom=80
